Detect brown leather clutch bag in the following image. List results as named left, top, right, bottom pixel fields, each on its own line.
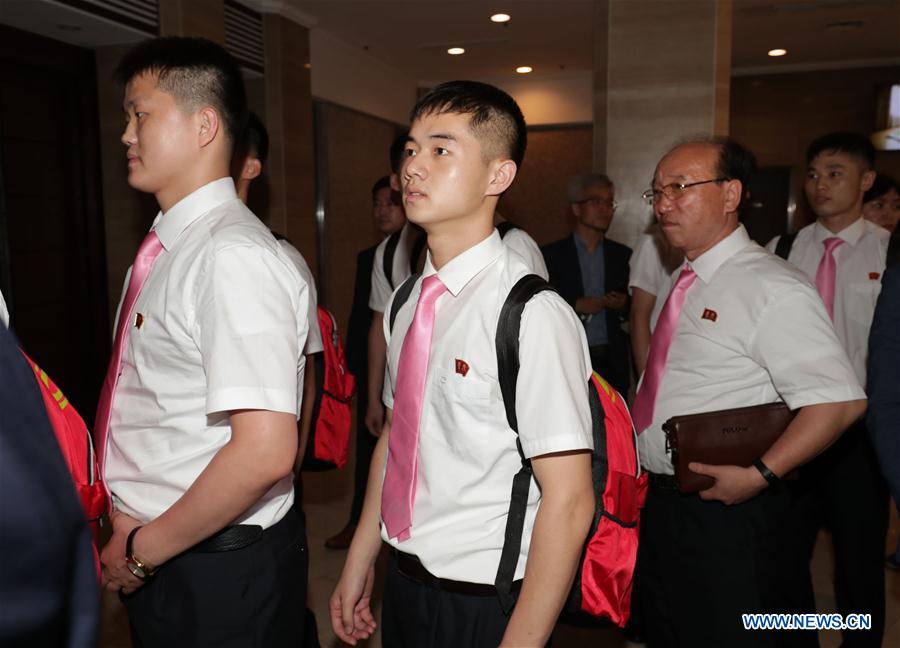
left=662, top=402, right=796, bottom=493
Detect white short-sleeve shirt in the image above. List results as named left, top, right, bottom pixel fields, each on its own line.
left=380, top=231, right=593, bottom=582
left=639, top=225, right=864, bottom=475
left=104, top=178, right=309, bottom=528
left=278, top=240, right=324, bottom=355
left=370, top=221, right=420, bottom=313
left=502, top=226, right=549, bottom=280
left=0, top=289, right=8, bottom=328
left=629, top=231, right=681, bottom=297
left=370, top=222, right=549, bottom=312
left=766, top=218, right=889, bottom=384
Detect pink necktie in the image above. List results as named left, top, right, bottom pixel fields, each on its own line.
left=815, top=237, right=844, bottom=321
left=632, top=265, right=697, bottom=434
left=382, top=275, right=447, bottom=542
left=95, top=230, right=164, bottom=470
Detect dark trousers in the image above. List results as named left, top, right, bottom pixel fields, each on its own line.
left=123, top=506, right=308, bottom=648
left=349, top=378, right=377, bottom=525
left=792, top=422, right=888, bottom=648
left=589, top=344, right=629, bottom=397
left=382, top=553, right=516, bottom=648
left=639, top=481, right=815, bottom=648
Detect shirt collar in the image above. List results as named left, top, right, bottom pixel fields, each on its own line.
left=688, top=224, right=752, bottom=283
left=152, top=178, right=238, bottom=250
left=573, top=231, right=603, bottom=253
left=423, top=230, right=504, bottom=297
left=812, top=216, right=864, bottom=247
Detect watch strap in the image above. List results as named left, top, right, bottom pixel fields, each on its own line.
left=753, top=458, right=780, bottom=487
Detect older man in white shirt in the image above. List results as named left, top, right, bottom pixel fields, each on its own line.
left=633, top=137, right=865, bottom=647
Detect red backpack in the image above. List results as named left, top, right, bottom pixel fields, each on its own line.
left=22, top=351, right=107, bottom=570
left=389, top=273, right=648, bottom=625
left=302, top=305, right=356, bottom=470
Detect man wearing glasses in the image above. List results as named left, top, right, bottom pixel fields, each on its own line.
left=633, top=137, right=865, bottom=646
left=542, top=173, right=632, bottom=395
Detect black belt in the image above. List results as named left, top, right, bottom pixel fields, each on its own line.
left=394, top=550, right=522, bottom=597
left=190, top=524, right=264, bottom=553
left=647, top=472, right=678, bottom=492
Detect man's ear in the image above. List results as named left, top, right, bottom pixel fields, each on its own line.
left=861, top=169, right=876, bottom=193
left=390, top=173, right=401, bottom=192
left=486, top=159, right=517, bottom=197
left=241, top=158, right=262, bottom=182
left=723, top=179, right=742, bottom=214
left=197, top=107, right=220, bottom=148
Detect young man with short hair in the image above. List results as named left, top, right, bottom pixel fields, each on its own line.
left=767, top=132, right=889, bottom=647
left=232, top=111, right=324, bottom=473
left=98, top=37, right=310, bottom=646
left=330, top=81, right=595, bottom=647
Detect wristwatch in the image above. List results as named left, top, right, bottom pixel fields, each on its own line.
left=125, top=526, right=157, bottom=581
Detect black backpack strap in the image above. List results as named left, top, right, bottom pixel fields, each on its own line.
left=774, top=231, right=797, bottom=261
left=409, top=231, right=428, bottom=275
left=388, top=273, right=421, bottom=334
left=493, top=274, right=557, bottom=613
left=887, top=235, right=900, bottom=267
left=496, top=221, right=521, bottom=239
left=383, top=229, right=402, bottom=291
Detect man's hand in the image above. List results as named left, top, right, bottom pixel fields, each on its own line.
left=100, top=511, right=146, bottom=594
left=603, top=291, right=627, bottom=311
left=690, top=462, right=768, bottom=505
left=365, top=400, right=384, bottom=437
left=575, top=297, right=605, bottom=315
left=330, top=563, right=377, bottom=645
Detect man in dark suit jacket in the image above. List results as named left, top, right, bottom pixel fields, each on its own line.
left=867, top=261, right=900, bottom=570
left=0, top=320, right=98, bottom=647
left=542, top=173, right=632, bottom=396
left=326, top=175, right=405, bottom=549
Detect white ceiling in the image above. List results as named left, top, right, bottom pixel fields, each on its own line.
left=284, top=0, right=900, bottom=81
left=0, top=0, right=897, bottom=79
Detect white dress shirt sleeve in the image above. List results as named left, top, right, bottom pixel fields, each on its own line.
left=196, top=244, right=308, bottom=416
left=0, top=289, right=8, bottom=328
left=503, top=229, right=549, bottom=280
left=629, top=233, right=667, bottom=296
left=369, top=238, right=393, bottom=313
left=749, top=282, right=865, bottom=408
left=516, top=291, right=594, bottom=458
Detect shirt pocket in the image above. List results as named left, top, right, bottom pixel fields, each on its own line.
left=847, top=280, right=882, bottom=325
left=429, top=367, right=499, bottom=448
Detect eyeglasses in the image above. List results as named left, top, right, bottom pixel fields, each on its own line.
left=641, top=178, right=728, bottom=205
left=575, top=197, right=618, bottom=210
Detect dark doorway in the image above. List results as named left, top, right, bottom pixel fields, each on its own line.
left=0, top=24, right=108, bottom=416
left=741, top=165, right=796, bottom=246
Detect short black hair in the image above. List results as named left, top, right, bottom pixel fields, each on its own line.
left=410, top=80, right=527, bottom=167
left=234, top=111, right=269, bottom=167
left=115, top=36, right=247, bottom=152
left=864, top=173, right=900, bottom=203
left=389, top=131, right=408, bottom=176
left=806, top=132, right=875, bottom=170
left=372, top=175, right=391, bottom=197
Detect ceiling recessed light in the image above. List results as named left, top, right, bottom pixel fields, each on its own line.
left=516, top=66, right=533, bottom=74
left=768, top=48, right=787, bottom=57
left=447, top=47, right=465, bottom=55
left=491, top=13, right=511, bottom=23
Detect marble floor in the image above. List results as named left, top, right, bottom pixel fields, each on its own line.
left=100, top=461, right=900, bottom=648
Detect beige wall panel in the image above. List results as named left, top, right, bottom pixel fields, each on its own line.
left=322, top=103, right=399, bottom=332
left=502, top=126, right=594, bottom=247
